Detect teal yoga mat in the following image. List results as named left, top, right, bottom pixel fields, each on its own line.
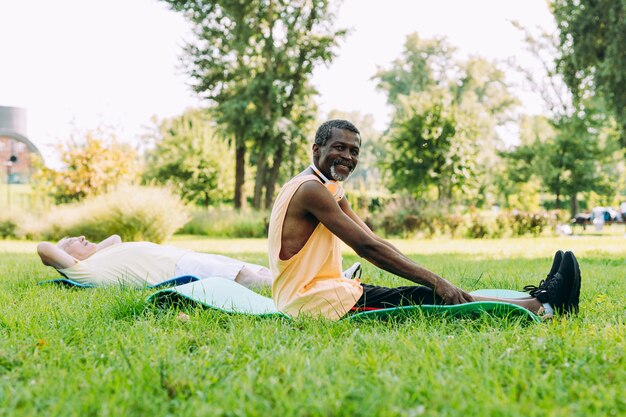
left=147, top=278, right=540, bottom=322
left=148, top=276, right=287, bottom=318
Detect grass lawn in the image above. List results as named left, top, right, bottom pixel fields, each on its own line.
left=1, top=234, right=625, bottom=416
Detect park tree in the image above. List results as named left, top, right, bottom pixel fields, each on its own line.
left=374, top=33, right=455, bottom=107
left=32, top=131, right=139, bottom=204
left=503, top=112, right=619, bottom=215
left=383, top=89, right=460, bottom=199
left=162, top=0, right=346, bottom=209
left=552, top=0, right=626, bottom=145
left=143, top=109, right=234, bottom=207
left=375, top=33, right=517, bottom=203
left=506, top=24, right=623, bottom=215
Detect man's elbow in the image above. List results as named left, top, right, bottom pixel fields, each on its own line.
left=352, top=240, right=380, bottom=259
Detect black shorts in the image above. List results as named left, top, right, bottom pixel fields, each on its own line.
left=351, top=283, right=444, bottom=312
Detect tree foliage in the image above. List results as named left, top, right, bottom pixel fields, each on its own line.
left=552, top=0, right=626, bottom=145
left=505, top=23, right=623, bottom=215
left=503, top=111, right=620, bottom=214
left=384, top=90, right=459, bottom=198
left=143, top=109, right=234, bottom=207
left=375, top=33, right=517, bottom=203
left=32, top=132, right=139, bottom=204
left=162, top=0, right=346, bottom=208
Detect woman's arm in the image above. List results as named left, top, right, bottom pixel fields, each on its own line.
left=96, top=235, right=122, bottom=252
left=37, top=242, right=76, bottom=269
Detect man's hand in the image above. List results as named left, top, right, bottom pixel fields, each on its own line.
left=433, top=278, right=474, bottom=305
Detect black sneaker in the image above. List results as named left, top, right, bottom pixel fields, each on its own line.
left=567, top=251, right=581, bottom=314
left=523, top=250, right=564, bottom=295
left=525, top=251, right=576, bottom=313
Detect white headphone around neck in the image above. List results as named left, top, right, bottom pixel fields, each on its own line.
left=310, top=164, right=345, bottom=202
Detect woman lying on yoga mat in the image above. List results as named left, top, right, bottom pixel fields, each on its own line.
left=36, top=235, right=274, bottom=290
left=37, top=235, right=362, bottom=290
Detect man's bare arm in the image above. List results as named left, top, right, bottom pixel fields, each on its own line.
left=96, top=235, right=122, bottom=251
left=295, top=182, right=473, bottom=304
left=37, top=242, right=76, bottom=269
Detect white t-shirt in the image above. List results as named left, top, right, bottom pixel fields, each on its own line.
left=59, top=242, right=190, bottom=286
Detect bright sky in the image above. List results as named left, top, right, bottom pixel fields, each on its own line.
left=0, top=0, right=555, bottom=163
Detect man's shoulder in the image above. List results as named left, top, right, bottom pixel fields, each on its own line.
left=278, top=174, right=321, bottom=199
left=283, top=173, right=320, bottom=188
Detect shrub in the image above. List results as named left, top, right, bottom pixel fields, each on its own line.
left=179, top=208, right=268, bottom=238
left=443, top=213, right=464, bottom=238
left=0, top=212, right=19, bottom=238
left=0, top=208, right=39, bottom=239
left=40, top=186, right=189, bottom=243
left=465, top=213, right=494, bottom=239
left=376, top=196, right=445, bottom=238
left=496, top=211, right=553, bottom=237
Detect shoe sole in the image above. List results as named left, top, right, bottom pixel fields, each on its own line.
left=567, top=251, right=581, bottom=314
left=553, top=252, right=576, bottom=314
left=548, top=250, right=564, bottom=279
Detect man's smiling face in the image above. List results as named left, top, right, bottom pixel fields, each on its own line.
left=314, top=127, right=360, bottom=181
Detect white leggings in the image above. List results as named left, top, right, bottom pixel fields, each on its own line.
left=174, top=252, right=272, bottom=289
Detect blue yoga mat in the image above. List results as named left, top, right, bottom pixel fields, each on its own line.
left=38, top=275, right=201, bottom=289
left=147, top=278, right=540, bottom=322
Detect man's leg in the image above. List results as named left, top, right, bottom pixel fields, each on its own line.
left=353, top=284, right=546, bottom=315
left=352, top=284, right=444, bottom=311
left=471, top=294, right=543, bottom=313
left=352, top=251, right=579, bottom=316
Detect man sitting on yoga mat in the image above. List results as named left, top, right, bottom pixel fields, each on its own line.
left=37, top=235, right=273, bottom=290
left=268, top=119, right=581, bottom=320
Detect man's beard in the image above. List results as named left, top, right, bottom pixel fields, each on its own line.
left=330, top=159, right=354, bottom=181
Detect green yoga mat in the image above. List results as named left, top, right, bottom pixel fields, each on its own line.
left=147, top=278, right=540, bottom=322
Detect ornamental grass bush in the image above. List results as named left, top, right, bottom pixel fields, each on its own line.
left=39, top=186, right=189, bottom=243
left=179, top=208, right=268, bottom=238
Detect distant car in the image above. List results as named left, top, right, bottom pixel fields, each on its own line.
left=571, top=207, right=624, bottom=229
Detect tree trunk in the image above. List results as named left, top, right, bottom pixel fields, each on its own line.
left=569, top=193, right=578, bottom=217
left=234, top=142, right=246, bottom=210
left=264, top=141, right=285, bottom=209
left=252, top=147, right=268, bottom=209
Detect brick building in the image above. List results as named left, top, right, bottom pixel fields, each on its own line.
left=0, top=106, right=41, bottom=184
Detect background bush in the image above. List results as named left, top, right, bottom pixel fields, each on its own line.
left=0, top=208, right=41, bottom=239
left=375, top=196, right=447, bottom=238
left=179, top=208, right=268, bottom=238
left=374, top=196, right=566, bottom=239
left=0, top=209, right=21, bottom=239
left=39, top=186, right=189, bottom=243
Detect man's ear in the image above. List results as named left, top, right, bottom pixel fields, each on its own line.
left=312, top=143, right=320, bottom=157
